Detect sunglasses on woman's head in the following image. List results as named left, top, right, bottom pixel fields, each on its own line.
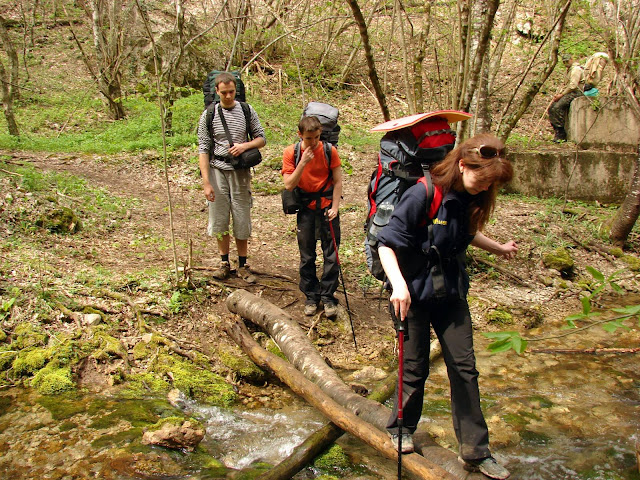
left=469, top=145, right=504, bottom=159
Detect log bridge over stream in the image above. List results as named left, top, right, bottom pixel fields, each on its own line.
left=225, top=289, right=487, bottom=480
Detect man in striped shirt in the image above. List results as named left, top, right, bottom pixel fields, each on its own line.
left=197, top=73, right=266, bottom=280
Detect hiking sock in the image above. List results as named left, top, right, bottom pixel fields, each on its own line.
left=238, top=256, right=247, bottom=268
left=221, top=254, right=229, bottom=263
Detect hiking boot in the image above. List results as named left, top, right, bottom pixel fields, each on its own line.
left=238, top=265, right=256, bottom=284
left=458, top=456, right=510, bottom=479
left=304, top=303, right=318, bottom=316
left=552, top=127, right=567, bottom=143
left=390, top=432, right=414, bottom=453
left=323, top=302, right=338, bottom=319
left=212, top=261, right=231, bottom=280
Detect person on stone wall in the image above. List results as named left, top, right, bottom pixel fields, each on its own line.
left=548, top=54, right=585, bottom=143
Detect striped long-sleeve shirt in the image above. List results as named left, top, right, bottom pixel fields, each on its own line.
left=197, top=102, right=266, bottom=171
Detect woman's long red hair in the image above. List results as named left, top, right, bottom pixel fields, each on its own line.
left=430, top=133, right=513, bottom=234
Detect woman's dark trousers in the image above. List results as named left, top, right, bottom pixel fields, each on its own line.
left=386, top=299, right=491, bottom=461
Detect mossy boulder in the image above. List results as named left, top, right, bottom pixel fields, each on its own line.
left=121, top=372, right=171, bottom=399
left=154, top=354, right=237, bottom=407
left=36, top=207, right=81, bottom=233
left=487, top=309, right=514, bottom=326
left=542, top=247, right=574, bottom=275
left=0, top=346, right=17, bottom=371
left=622, top=254, right=640, bottom=272
left=313, top=444, right=351, bottom=472
left=11, top=322, right=48, bottom=349
left=218, top=346, right=266, bottom=384
left=90, top=329, right=128, bottom=362
left=12, top=347, right=54, bottom=376
left=31, top=365, right=74, bottom=395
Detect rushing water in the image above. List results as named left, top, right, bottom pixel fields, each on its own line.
left=0, top=321, right=638, bottom=479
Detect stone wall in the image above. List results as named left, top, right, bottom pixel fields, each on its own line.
left=567, top=96, right=639, bottom=149
left=505, top=149, right=634, bottom=203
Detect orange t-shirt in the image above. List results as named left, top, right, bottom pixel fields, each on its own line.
left=281, top=141, right=340, bottom=209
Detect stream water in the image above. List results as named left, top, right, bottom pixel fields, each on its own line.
left=0, top=321, right=638, bottom=479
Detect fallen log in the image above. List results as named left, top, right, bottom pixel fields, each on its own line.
left=226, top=290, right=485, bottom=479
left=224, top=317, right=457, bottom=480
left=226, top=289, right=390, bottom=428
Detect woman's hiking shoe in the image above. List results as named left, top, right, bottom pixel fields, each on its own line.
left=389, top=433, right=414, bottom=453
left=323, top=303, right=338, bottom=319
left=212, top=261, right=231, bottom=280
left=458, top=456, right=510, bottom=479
left=304, top=303, right=318, bottom=316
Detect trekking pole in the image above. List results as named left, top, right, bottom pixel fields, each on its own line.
left=391, top=308, right=405, bottom=479
left=327, top=218, right=357, bottom=351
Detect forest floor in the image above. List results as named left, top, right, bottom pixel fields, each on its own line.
left=2, top=136, right=640, bottom=406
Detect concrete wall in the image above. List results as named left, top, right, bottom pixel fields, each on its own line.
left=567, top=96, right=640, bottom=149
left=506, top=149, right=635, bottom=203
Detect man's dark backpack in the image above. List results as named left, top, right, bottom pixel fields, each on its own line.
left=282, top=102, right=340, bottom=214
left=364, top=116, right=456, bottom=280
left=202, top=70, right=246, bottom=108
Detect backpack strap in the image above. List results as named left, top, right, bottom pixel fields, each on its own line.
left=417, top=172, right=443, bottom=219
left=205, top=101, right=254, bottom=158
left=294, top=141, right=334, bottom=211
left=418, top=173, right=447, bottom=299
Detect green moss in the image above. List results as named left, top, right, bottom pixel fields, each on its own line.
left=528, top=395, right=554, bottom=408
left=36, top=207, right=82, bottom=233
left=89, top=399, right=161, bottom=429
left=520, top=429, right=551, bottom=445
left=218, top=347, right=266, bottom=383
left=502, top=413, right=530, bottom=426
left=622, top=254, right=640, bottom=272
left=542, top=247, right=574, bottom=274
left=91, top=427, right=143, bottom=448
left=59, top=421, right=77, bottom=432
left=31, top=365, right=74, bottom=395
left=313, top=444, right=351, bottom=471
left=0, top=329, right=6, bottom=342
left=147, top=415, right=202, bottom=432
left=37, top=392, right=87, bottom=420
left=422, top=399, right=451, bottom=416
left=487, top=309, right=514, bottom=325
left=120, top=372, right=171, bottom=399
left=12, top=347, right=53, bottom=376
left=0, top=347, right=17, bottom=371
left=11, top=322, right=48, bottom=349
left=264, top=338, right=286, bottom=360
left=154, top=354, right=237, bottom=407
left=90, top=330, right=127, bottom=362
left=609, top=247, right=624, bottom=258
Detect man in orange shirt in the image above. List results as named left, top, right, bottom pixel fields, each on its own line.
left=282, top=116, right=343, bottom=318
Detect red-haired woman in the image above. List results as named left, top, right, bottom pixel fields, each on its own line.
left=378, top=133, right=516, bottom=479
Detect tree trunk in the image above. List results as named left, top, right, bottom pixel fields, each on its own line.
left=226, top=290, right=486, bottom=479
left=344, top=0, right=390, bottom=121
left=0, top=14, right=20, bottom=136
left=610, top=147, right=640, bottom=247
left=224, top=316, right=460, bottom=480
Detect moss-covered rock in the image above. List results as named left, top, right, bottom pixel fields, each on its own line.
left=36, top=207, right=82, bottom=233
left=90, top=330, right=128, bottom=362
left=313, top=444, right=351, bottom=471
left=11, top=322, right=48, bottom=350
left=31, top=365, right=74, bottom=395
left=154, top=354, right=237, bottom=407
left=543, top=247, right=574, bottom=275
left=218, top=346, right=266, bottom=384
left=12, top=347, right=54, bottom=376
left=120, top=372, right=171, bottom=399
left=487, top=309, right=514, bottom=326
left=0, top=329, right=6, bottom=343
left=622, top=254, right=640, bottom=272
left=0, top=346, right=17, bottom=372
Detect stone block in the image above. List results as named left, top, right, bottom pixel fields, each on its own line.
left=568, top=96, right=640, bottom=149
